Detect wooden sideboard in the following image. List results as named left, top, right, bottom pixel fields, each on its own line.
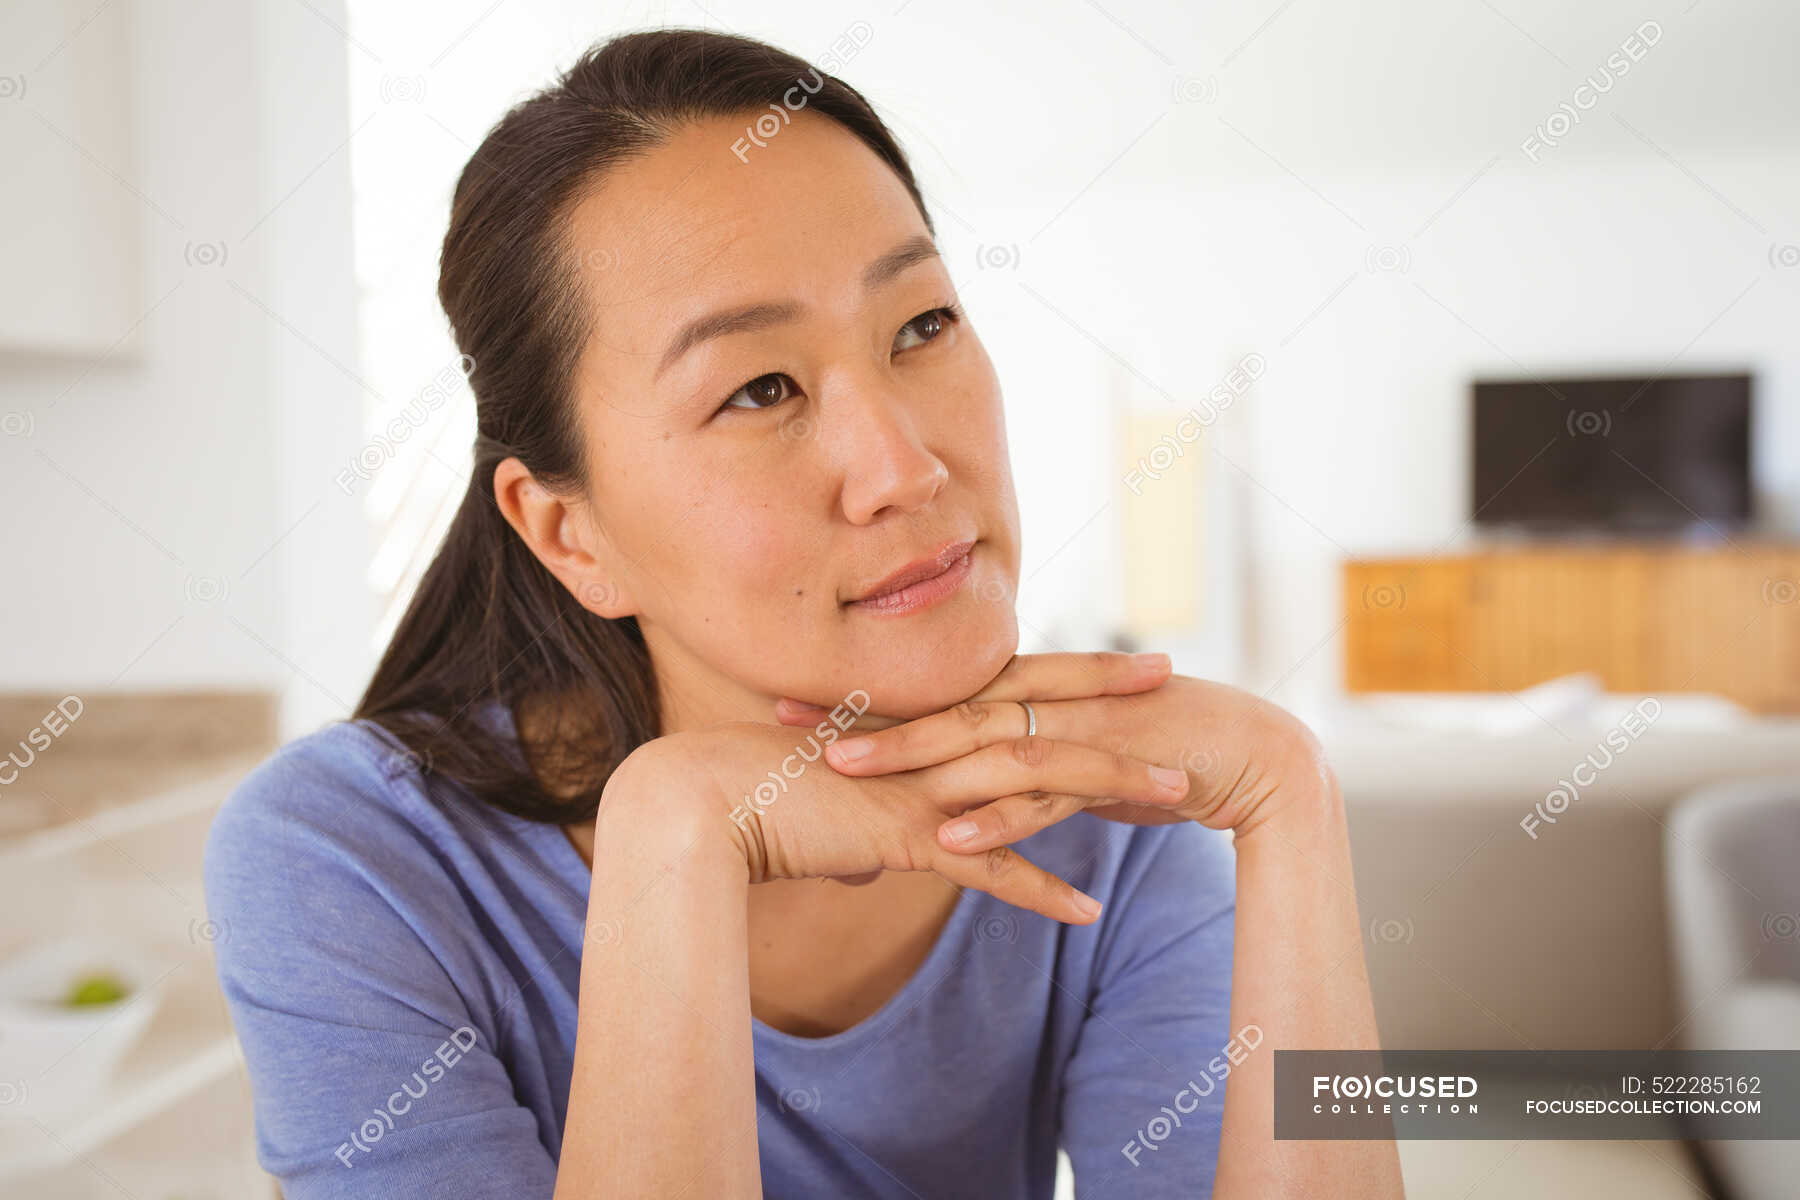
left=1343, top=543, right=1800, bottom=712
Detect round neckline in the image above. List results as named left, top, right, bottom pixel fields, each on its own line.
left=523, top=812, right=982, bottom=1051
left=748, top=880, right=979, bottom=1051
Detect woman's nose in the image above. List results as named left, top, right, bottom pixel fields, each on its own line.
left=832, top=387, right=950, bottom=525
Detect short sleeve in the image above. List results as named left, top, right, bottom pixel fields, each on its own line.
left=1057, top=820, right=1237, bottom=1198
left=202, top=735, right=560, bottom=1198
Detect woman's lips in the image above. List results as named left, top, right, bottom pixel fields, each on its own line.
left=847, top=544, right=975, bottom=616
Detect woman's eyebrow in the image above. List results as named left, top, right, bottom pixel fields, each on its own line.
left=654, top=234, right=941, bottom=379
left=861, top=233, right=940, bottom=291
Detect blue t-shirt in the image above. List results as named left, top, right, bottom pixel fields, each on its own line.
left=202, top=717, right=1236, bottom=1198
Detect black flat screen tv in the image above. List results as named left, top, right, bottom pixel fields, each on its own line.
left=1471, top=374, right=1751, bottom=532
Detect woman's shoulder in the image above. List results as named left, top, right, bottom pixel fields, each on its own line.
left=210, top=718, right=421, bottom=838
left=202, top=718, right=478, bottom=911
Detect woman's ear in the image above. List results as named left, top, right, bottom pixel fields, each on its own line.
left=492, top=456, right=637, bottom=618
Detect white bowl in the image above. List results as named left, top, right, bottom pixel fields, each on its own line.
left=0, top=938, right=163, bottom=1123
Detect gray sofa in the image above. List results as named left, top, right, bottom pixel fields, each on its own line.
left=1665, top=773, right=1800, bottom=1200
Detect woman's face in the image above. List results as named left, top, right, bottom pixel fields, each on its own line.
left=558, top=110, right=1021, bottom=724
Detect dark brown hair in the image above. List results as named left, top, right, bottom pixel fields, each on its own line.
left=353, top=28, right=934, bottom=824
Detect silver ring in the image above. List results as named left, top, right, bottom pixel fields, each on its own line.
left=1018, top=699, right=1037, bottom=737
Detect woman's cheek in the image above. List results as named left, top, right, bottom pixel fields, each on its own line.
left=701, top=511, right=820, bottom=600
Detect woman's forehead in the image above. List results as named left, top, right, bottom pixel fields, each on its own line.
left=563, top=113, right=930, bottom=363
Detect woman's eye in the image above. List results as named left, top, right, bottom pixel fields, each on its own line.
left=719, top=373, right=796, bottom=412
left=893, top=305, right=960, bottom=352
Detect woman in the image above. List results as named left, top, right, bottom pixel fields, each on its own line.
left=204, top=27, right=1401, bottom=1199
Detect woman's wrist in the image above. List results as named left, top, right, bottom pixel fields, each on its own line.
left=598, top=738, right=752, bottom=884
left=1184, top=699, right=1344, bottom=840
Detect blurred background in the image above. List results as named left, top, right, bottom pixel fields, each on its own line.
left=2, top=0, right=1798, bottom=1196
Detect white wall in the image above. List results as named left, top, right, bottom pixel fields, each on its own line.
left=0, top=0, right=368, bottom=737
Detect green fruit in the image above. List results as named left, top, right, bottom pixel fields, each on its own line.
left=62, top=972, right=129, bottom=1007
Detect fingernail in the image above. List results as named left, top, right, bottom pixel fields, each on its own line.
left=943, top=818, right=979, bottom=844
left=831, top=737, right=873, bottom=762
left=1073, top=891, right=1102, bottom=918
left=1149, top=764, right=1188, bottom=792
left=1133, top=652, right=1170, bottom=670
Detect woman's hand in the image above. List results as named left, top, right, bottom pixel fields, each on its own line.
left=619, top=685, right=1193, bottom=926
left=773, top=653, right=1332, bottom=847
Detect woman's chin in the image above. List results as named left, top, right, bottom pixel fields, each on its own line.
left=860, top=625, right=1020, bottom=720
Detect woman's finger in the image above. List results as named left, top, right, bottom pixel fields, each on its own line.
left=773, top=696, right=831, bottom=725
left=924, top=841, right=1103, bottom=925
left=920, top=735, right=1190, bottom=813
left=966, top=651, right=1171, bottom=704
left=770, top=651, right=1170, bottom=730
left=937, top=791, right=1180, bottom=853
left=937, top=790, right=1094, bottom=851
left=823, top=699, right=1032, bottom=773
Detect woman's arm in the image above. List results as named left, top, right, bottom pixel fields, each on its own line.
left=776, top=661, right=1406, bottom=1197
left=553, top=751, right=761, bottom=1200
left=1210, top=722, right=1403, bottom=1198
left=552, top=714, right=1186, bottom=1198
